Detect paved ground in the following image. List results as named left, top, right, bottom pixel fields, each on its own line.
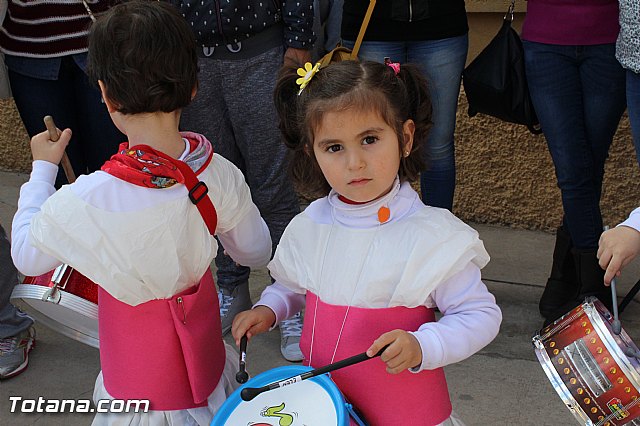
left=1, top=170, right=639, bottom=425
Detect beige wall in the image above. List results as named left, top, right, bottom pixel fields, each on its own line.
left=1, top=11, right=638, bottom=232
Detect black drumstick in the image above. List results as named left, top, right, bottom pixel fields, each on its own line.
left=610, top=276, right=622, bottom=335
left=236, top=335, right=249, bottom=384
left=240, top=344, right=390, bottom=401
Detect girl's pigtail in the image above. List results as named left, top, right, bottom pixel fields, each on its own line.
left=273, top=66, right=304, bottom=151
left=396, top=64, right=433, bottom=151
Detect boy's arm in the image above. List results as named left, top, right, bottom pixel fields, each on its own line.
left=11, top=160, right=63, bottom=276
left=216, top=207, right=272, bottom=268
left=210, top=154, right=272, bottom=267
left=409, top=263, right=502, bottom=372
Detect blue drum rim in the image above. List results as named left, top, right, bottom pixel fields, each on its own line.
left=211, top=365, right=349, bottom=425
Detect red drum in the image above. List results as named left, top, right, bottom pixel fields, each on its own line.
left=11, top=264, right=99, bottom=348
left=533, top=297, right=640, bottom=426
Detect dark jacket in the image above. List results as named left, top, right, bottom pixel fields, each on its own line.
left=342, top=0, right=468, bottom=42
left=170, top=0, right=315, bottom=49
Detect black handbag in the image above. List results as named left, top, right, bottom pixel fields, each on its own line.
left=462, top=1, right=541, bottom=134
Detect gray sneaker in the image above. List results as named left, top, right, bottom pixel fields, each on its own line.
left=218, top=281, right=252, bottom=336
left=280, top=311, right=304, bottom=362
left=0, top=326, right=35, bottom=380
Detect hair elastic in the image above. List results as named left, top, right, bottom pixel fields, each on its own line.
left=384, top=57, right=400, bottom=75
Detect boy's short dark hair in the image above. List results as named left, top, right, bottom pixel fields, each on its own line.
left=87, top=0, right=197, bottom=115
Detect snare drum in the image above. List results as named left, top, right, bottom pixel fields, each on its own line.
left=533, top=297, right=640, bottom=425
left=211, top=365, right=365, bottom=426
left=11, top=264, right=99, bottom=348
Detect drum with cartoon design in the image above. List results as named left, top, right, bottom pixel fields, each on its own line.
left=211, top=365, right=365, bottom=426
left=533, top=297, right=640, bottom=425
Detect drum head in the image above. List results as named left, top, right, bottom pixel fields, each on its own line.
left=212, top=365, right=349, bottom=425
left=11, top=284, right=99, bottom=349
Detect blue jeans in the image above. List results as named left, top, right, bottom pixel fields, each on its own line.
left=343, top=35, right=468, bottom=210
left=7, top=55, right=123, bottom=187
left=0, top=225, right=33, bottom=339
left=627, top=69, right=640, bottom=166
left=523, top=41, right=626, bottom=249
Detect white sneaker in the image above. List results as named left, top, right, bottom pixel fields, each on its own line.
left=280, top=311, right=304, bottom=362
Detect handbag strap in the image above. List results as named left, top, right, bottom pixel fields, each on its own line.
left=504, top=0, right=515, bottom=23
left=350, top=0, right=377, bottom=59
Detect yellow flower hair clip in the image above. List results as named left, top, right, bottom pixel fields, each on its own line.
left=296, top=62, right=321, bottom=95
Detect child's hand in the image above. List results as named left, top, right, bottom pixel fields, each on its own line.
left=598, top=226, right=640, bottom=285
left=30, top=128, right=72, bottom=165
left=366, top=329, right=423, bottom=374
left=231, top=305, right=276, bottom=347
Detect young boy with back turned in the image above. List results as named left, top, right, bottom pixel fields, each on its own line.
left=11, top=1, right=272, bottom=424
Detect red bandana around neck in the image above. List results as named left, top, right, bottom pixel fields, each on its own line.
left=101, top=142, right=183, bottom=188
left=101, top=136, right=210, bottom=188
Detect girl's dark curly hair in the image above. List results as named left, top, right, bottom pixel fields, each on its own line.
left=274, top=60, right=432, bottom=199
left=87, top=1, right=198, bottom=115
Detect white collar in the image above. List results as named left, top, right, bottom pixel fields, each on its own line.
left=324, top=177, right=420, bottom=228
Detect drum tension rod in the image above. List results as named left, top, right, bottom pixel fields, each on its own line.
left=42, top=264, right=70, bottom=304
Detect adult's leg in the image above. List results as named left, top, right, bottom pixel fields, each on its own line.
left=0, top=225, right=33, bottom=340
left=627, top=69, right=640, bottom=165
left=524, top=42, right=586, bottom=321
left=70, top=55, right=124, bottom=173
left=221, top=46, right=300, bottom=265
left=524, top=41, right=625, bottom=321
left=0, top=224, right=35, bottom=379
left=221, top=47, right=304, bottom=359
left=180, top=56, right=252, bottom=302
left=9, top=65, right=79, bottom=187
left=410, top=34, right=468, bottom=211
left=9, top=56, right=122, bottom=185
left=580, top=43, right=626, bottom=228
left=524, top=42, right=622, bottom=251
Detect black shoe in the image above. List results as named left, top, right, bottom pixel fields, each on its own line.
left=539, top=226, right=579, bottom=318
left=542, top=248, right=611, bottom=325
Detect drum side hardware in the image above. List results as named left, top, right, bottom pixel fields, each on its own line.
left=533, top=336, right=590, bottom=425
left=42, top=264, right=72, bottom=304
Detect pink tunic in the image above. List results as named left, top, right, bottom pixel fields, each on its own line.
left=301, top=292, right=452, bottom=425
left=98, top=268, right=225, bottom=410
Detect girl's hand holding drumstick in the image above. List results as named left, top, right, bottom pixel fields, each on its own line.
left=231, top=306, right=276, bottom=346
left=30, top=116, right=72, bottom=169
left=366, top=329, right=423, bottom=374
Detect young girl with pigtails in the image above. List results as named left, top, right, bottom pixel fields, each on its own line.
left=232, top=59, right=502, bottom=425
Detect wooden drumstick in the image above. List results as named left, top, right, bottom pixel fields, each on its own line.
left=240, top=344, right=390, bottom=402
left=43, top=115, right=76, bottom=184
